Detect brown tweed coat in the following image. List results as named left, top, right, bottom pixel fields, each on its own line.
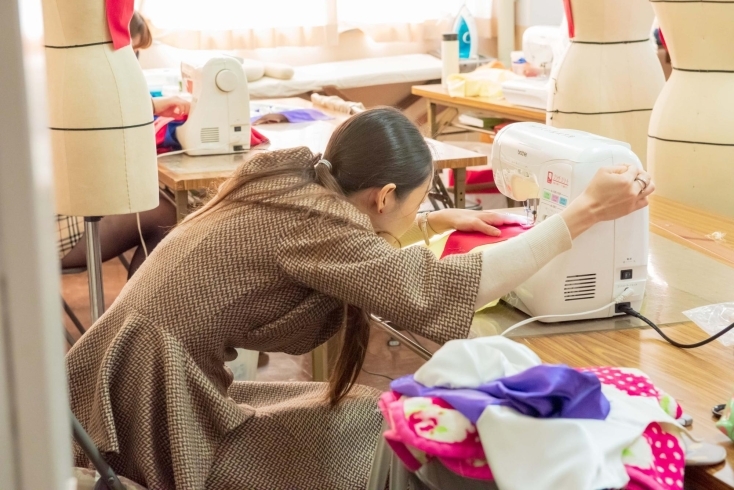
left=66, top=147, right=482, bottom=490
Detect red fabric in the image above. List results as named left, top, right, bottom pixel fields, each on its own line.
left=154, top=117, right=174, bottom=146
left=106, top=0, right=135, bottom=50
left=251, top=127, right=269, bottom=147
left=563, top=0, right=575, bottom=39
left=659, top=29, right=667, bottom=50
left=448, top=168, right=496, bottom=187
left=440, top=224, right=529, bottom=259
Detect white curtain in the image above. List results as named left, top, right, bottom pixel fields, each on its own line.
left=337, top=0, right=493, bottom=43
left=138, top=0, right=338, bottom=50
left=138, top=0, right=493, bottom=50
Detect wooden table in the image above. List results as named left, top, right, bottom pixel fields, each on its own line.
left=411, top=84, right=546, bottom=208
left=521, top=198, right=734, bottom=490
left=158, top=98, right=487, bottom=220
left=522, top=198, right=734, bottom=490
left=412, top=83, right=546, bottom=139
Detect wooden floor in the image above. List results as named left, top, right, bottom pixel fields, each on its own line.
left=62, top=257, right=435, bottom=391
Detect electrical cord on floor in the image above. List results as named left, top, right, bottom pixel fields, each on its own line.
left=620, top=305, right=734, bottom=349
left=361, top=368, right=394, bottom=382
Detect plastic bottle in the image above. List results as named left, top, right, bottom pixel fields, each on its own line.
left=441, top=33, right=460, bottom=87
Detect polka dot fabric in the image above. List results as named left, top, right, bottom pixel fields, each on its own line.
left=581, top=367, right=686, bottom=490
left=580, top=367, right=683, bottom=419
left=626, top=423, right=686, bottom=490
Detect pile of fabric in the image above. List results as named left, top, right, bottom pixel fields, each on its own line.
left=379, top=337, right=687, bottom=490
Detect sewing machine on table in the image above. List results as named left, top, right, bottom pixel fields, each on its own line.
left=371, top=123, right=649, bottom=363
left=492, top=122, right=648, bottom=322
left=176, top=55, right=251, bottom=156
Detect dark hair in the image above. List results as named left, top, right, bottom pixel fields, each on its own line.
left=186, top=107, right=433, bottom=405
left=130, top=12, right=153, bottom=51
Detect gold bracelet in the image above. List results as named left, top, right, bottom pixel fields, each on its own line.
left=419, top=212, right=431, bottom=246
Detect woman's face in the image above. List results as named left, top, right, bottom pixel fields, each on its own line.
left=353, top=174, right=432, bottom=242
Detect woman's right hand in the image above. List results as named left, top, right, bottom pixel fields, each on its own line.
left=560, top=165, right=654, bottom=239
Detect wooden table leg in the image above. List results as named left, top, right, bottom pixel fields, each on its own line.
left=427, top=101, right=438, bottom=139
left=311, top=345, right=327, bottom=382
left=453, top=167, right=466, bottom=209
left=174, top=190, right=188, bottom=223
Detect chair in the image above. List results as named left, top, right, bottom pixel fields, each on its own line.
left=62, top=255, right=130, bottom=345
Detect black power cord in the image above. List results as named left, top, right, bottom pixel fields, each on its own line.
left=620, top=305, right=734, bottom=349
left=361, top=368, right=394, bottom=382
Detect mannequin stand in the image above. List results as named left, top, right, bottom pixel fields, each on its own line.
left=84, top=216, right=105, bottom=322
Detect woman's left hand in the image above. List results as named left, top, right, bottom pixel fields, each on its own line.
left=427, top=209, right=527, bottom=236
left=152, top=96, right=191, bottom=117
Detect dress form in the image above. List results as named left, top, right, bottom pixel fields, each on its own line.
left=548, top=0, right=665, bottom=167
left=648, top=0, right=734, bottom=217
left=42, top=0, right=158, bottom=216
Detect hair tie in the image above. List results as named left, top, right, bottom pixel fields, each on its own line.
left=315, top=159, right=333, bottom=173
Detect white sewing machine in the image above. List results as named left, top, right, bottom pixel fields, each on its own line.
left=501, top=26, right=562, bottom=109
left=492, top=123, right=648, bottom=322
left=176, top=55, right=251, bottom=156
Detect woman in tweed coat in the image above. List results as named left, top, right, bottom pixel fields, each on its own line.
left=66, top=108, right=654, bottom=489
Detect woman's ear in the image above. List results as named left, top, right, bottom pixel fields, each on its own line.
left=375, top=184, right=397, bottom=214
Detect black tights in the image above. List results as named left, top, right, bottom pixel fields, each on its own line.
left=60, top=192, right=177, bottom=280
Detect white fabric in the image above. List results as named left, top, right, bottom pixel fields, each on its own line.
left=414, top=336, right=686, bottom=490
left=247, top=54, right=441, bottom=98
left=414, top=336, right=541, bottom=389
left=478, top=385, right=683, bottom=490
left=263, top=62, right=295, bottom=80
left=242, top=59, right=266, bottom=82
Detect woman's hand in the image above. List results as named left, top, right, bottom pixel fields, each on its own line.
left=427, top=209, right=528, bottom=236
left=152, top=96, right=191, bottom=117
left=561, top=165, right=654, bottom=239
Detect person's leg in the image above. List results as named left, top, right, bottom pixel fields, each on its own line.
left=126, top=196, right=177, bottom=278
left=60, top=192, right=177, bottom=274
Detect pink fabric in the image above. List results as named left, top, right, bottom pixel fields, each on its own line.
left=106, top=0, right=135, bottom=50
left=580, top=367, right=683, bottom=419
left=626, top=424, right=685, bottom=490
left=440, top=224, right=528, bottom=259
left=378, top=392, right=492, bottom=480
left=380, top=366, right=685, bottom=489
left=563, top=0, right=574, bottom=39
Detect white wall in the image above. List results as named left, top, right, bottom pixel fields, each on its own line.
left=517, top=0, right=564, bottom=28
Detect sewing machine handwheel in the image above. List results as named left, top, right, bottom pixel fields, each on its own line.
left=215, top=69, right=237, bottom=92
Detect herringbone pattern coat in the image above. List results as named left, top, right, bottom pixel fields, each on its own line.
left=66, top=147, right=482, bottom=489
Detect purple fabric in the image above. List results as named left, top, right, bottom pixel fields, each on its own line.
left=390, top=365, right=610, bottom=424
left=251, top=108, right=332, bottom=124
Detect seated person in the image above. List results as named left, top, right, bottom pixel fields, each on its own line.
left=66, top=108, right=653, bottom=489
